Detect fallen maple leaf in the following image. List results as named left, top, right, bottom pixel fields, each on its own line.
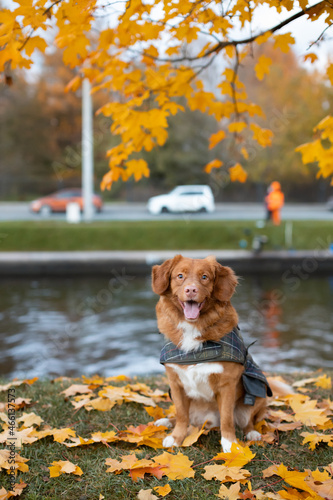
left=91, top=430, right=118, bottom=443
left=49, top=460, right=83, bottom=478
left=129, top=459, right=164, bottom=482
left=153, top=484, right=172, bottom=496
left=137, top=490, right=158, bottom=500
left=118, top=422, right=166, bottom=449
left=212, top=443, right=255, bottom=467
left=182, top=423, right=208, bottom=447
left=0, top=450, right=29, bottom=473
left=203, top=464, right=251, bottom=483
left=315, top=374, right=332, bottom=390
left=153, top=451, right=195, bottom=480
left=62, top=436, right=95, bottom=447
left=0, top=378, right=38, bottom=393
left=17, top=412, right=43, bottom=428
left=105, top=454, right=138, bottom=473
left=288, top=395, right=330, bottom=427
left=0, top=481, right=28, bottom=499
left=0, top=427, right=39, bottom=447
left=61, top=384, right=92, bottom=398
left=301, top=431, right=333, bottom=450
left=217, top=481, right=241, bottom=499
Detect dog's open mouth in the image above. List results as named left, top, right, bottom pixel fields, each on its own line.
left=179, top=300, right=205, bottom=320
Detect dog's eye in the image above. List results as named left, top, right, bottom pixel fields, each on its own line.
left=177, top=273, right=184, bottom=279
left=202, top=274, right=208, bottom=280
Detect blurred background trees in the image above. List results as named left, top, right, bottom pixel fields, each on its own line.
left=1, top=46, right=332, bottom=202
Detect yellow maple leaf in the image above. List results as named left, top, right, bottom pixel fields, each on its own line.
left=273, top=33, right=295, bottom=53
left=289, top=395, right=331, bottom=427
left=301, top=431, right=333, bottom=450
left=303, top=53, right=318, bottom=64
left=217, top=482, right=241, bottom=499
left=137, top=490, right=158, bottom=500
left=315, top=374, right=332, bottom=389
left=209, top=130, right=226, bottom=149
left=61, top=384, right=92, bottom=398
left=255, top=55, right=272, bottom=80
left=0, top=450, right=29, bottom=473
left=228, top=122, right=247, bottom=133
left=52, top=428, right=76, bottom=443
left=17, top=412, right=43, bottom=429
left=204, top=159, right=223, bottom=173
left=105, top=454, right=138, bottom=473
left=229, top=163, right=247, bottom=183
left=182, top=423, right=207, bottom=447
left=202, top=464, right=251, bottom=482
left=212, top=442, right=255, bottom=467
left=250, top=123, right=273, bottom=147
left=153, top=451, right=195, bottom=480
left=153, top=484, right=172, bottom=496
left=49, top=460, right=83, bottom=478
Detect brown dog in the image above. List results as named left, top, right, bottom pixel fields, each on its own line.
left=152, top=254, right=273, bottom=452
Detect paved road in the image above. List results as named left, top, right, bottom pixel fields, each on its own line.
left=0, top=202, right=332, bottom=221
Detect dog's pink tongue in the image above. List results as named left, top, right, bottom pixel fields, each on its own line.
left=184, top=301, right=200, bottom=320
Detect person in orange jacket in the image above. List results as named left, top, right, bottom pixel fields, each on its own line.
left=265, top=181, right=284, bottom=225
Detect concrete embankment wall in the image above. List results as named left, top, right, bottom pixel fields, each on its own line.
left=0, top=250, right=332, bottom=276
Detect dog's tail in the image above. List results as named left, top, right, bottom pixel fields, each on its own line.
left=267, top=376, right=294, bottom=398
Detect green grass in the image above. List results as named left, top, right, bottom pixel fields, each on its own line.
left=0, top=373, right=332, bottom=499
left=0, top=220, right=332, bottom=251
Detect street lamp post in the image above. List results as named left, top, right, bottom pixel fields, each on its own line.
left=82, top=77, right=94, bottom=222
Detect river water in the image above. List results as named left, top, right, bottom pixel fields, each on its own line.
left=0, top=273, right=332, bottom=379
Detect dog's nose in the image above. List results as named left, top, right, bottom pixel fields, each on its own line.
left=184, top=284, right=198, bottom=298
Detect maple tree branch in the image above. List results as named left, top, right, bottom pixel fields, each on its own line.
left=144, top=0, right=327, bottom=64
left=307, top=22, right=333, bottom=49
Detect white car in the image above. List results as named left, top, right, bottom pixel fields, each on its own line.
left=147, top=185, right=215, bottom=215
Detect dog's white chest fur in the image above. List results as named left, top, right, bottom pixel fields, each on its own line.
left=177, top=321, right=202, bottom=352
left=168, top=362, right=224, bottom=401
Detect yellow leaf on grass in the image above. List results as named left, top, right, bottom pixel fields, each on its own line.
left=52, top=428, right=76, bottom=443
left=217, top=482, right=241, bottom=499
left=17, top=412, right=43, bottom=428
left=204, top=159, right=223, bottom=173
left=288, top=395, right=331, bottom=427
left=153, top=451, right=195, bottom=480
left=209, top=130, right=226, bottom=149
left=144, top=406, right=166, bottom=421
left=105, top=454, right=138, bottom=473
left=315, top=374, right=332, bottom=389
left=0, top=450, right=29, bottom=473
left=229, top=163, right=247, bottom=183
left=203, top=464, right=251, bottom=482
left=137, top=490, right=158, bottom=500
left=90, top=397, right=116, bottom=412
left=61, top=384, right=92, bottom=398
left=153, top=484, right=172, bottom=496
left=49, top=460, right=83, bottom=478
left=255, top=55, right=272, bottom=80
left=301, top=431, right=333, bottom=450
left=0, top=481, right=27, bottom=498
left=182, top=423, right=207, bottom=447
left=63, top=436, right=95, bottom=447
left=213, top=442, right=255, bottom=467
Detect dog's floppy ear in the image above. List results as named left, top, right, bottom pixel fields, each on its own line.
left=207, top=257, right=238, bottom=302
left=152, top=254, right=183, bottom=295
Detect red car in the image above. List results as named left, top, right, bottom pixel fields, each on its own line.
left=30, top=188, right=103, bottom=215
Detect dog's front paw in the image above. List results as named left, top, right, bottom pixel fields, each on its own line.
left=163, top=435, right=177, bottom=448
left=154, top=418, right=172, bottom=428
left=221, top=437, right=237, bottom=453
left=246, top=430, right=261, bottom=442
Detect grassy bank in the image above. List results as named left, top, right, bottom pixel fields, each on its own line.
left=0, top=220, right=331, bottom=251
left=0, top=373, right=332, bottom=499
